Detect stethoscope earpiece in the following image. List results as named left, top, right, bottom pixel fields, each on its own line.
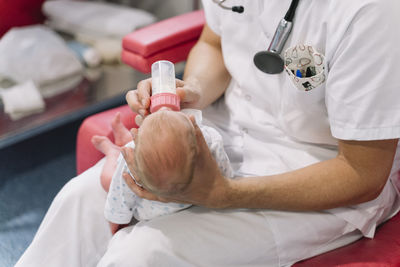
left=212, top=0, right=244, bottom=13
left=231, top=6, right=244, bottom=13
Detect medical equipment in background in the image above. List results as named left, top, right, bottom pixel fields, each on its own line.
left=253, top=0, right=300, bottom=74
left=150, top=60, right=180, bottom=113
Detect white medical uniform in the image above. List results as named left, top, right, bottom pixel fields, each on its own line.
left=16, top=0, right=400, bottom=266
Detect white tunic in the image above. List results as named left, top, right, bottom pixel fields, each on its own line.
left=202, top=0, right=400, bottom=237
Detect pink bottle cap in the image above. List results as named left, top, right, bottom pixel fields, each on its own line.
left=150, top=93, right=180, bottom=113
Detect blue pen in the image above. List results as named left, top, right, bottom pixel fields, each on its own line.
left=296, top=69, right=303, bottom=78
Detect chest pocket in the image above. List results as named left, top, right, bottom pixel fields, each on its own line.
left=279, top=44, right=336, bottom=145
left=280, top=73, right=337, bottom=146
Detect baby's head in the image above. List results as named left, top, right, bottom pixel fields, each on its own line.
left=134, top=110, right=197, bottom=196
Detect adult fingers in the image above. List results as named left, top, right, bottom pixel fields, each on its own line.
left=121, top=147, right=158, bottom=200
left=121, top=147, right=140, bottom=183
left=130, top=128, right=139, bottom=144
left=125, top=91, right=148, bottom=118
left=125, top=90, right=141, bottom=113
left=136, top=78, right=151, bottom=110
left=176, top=87, right=201, bottom=108
left=122, top=172, right=161, bottom=201
left=121, top=147, right=134, bottom=166
left=134, top=114, right=144, bottom=127
left=126, top=78, right=152, bottom=116
left=175, top=79, right=185, bottom=88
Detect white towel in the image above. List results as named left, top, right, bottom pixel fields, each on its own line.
left=0, top=26, right=83, bottom=98
left=43, top=1, right=156, bottom=39
left=0, top=81, right=45, bottom=120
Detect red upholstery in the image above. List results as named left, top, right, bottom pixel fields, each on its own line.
left=76, top=105, right=139, bottom=174
left=122, top=10, right=205, bottom=73
left=76, top=9, right=400, bottom=266
left=0, top=0, right=46, bottom=37
left=296, top=212, right=400, bottom=266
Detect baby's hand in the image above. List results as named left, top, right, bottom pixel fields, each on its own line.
left=109, top=222, right=128, bottom=235
left=109, top=222, right=119, bottom=235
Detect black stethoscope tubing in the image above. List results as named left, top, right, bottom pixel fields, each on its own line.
left=284, top=0, right=300, bottom=22
left=213, top=0, right=300, bottom=74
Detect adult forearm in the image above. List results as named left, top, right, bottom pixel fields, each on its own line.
left=183, top=25, right=231, bottom=109
left=223, top=157, right=387, bottom=211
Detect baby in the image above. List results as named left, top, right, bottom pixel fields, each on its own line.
left=92, top=109, right=233, bottom=234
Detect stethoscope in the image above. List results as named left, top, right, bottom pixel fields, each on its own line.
left=212, top=0, right=300, bottom=74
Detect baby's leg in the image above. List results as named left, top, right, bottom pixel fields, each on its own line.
left=91, top=136, right=121, bottom=192
left=112, top=112, right=132, bottom=147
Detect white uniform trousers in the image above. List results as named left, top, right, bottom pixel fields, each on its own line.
left=15, top=159, right=363, bottom=267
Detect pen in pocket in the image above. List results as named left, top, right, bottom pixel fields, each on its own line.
left=306, top=66, right=316, bottom=77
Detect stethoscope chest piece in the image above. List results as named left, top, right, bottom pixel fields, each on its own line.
left=253, top=0, right=300, bottom=74
left=253, top=51, right=284, bottom=74
left=212, top=0, right=300, bottom=75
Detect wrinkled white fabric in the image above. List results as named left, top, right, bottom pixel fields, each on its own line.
left=202, top=0, right=400, bottom=238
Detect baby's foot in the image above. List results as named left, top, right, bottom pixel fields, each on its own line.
left=111, top=112, right=132, bottom=146
left=91, top=135, right=120, bottom=156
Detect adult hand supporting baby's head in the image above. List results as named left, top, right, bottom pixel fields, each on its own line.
left=126, top=78, right=202, bottom=125
left=122, top=115, right=231, bottom=209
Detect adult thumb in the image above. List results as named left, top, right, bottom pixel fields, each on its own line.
left=176, top=88, right=200, bottom=105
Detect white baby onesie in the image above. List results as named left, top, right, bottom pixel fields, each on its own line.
left=104, top=109, right=233, bottom=223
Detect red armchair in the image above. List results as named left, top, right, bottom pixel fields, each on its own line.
left=76, top=10, right=400, bottom=266
left=0, top=0, right=46, bottom=37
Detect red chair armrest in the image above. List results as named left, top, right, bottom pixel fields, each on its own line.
left=294, top=212, right=400, bottom=266
left=123, top=10, right=204, bottom=57
left=122, top=10, right=205, bottom=73
left=0, top=0, right=46, bottom=37
left=76, top=105, right=138, bottom=174
left=121, top=39, right=198, bottom=73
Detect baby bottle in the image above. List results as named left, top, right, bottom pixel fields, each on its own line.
left=150, top=60, right=180, bottom=113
